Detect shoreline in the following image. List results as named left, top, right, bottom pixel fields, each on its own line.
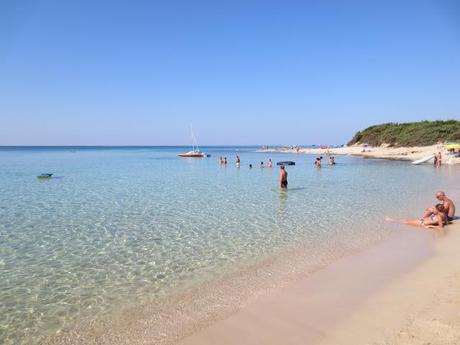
left=45, top=231, right=406, bottom=345
left=44, top=223, right=460, bottom=345
left=180, top=222, right=460, bottom=345
left=259, top=143, right=460, bottom=165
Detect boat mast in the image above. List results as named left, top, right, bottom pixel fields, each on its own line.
left=190, top=123, right=200, bottom=152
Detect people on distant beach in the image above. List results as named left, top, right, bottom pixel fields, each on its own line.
left=424, top=191, right=456, bottom=222
left=386, top=204, right=447, bottom=229
left=268, top=159, right=273, bottom=168
left=279, top=165, right=288, bottom=188
left=236, top=155, right=240, bottom=167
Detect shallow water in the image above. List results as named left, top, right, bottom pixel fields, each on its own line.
left=0, top=146, right=458, bottom=344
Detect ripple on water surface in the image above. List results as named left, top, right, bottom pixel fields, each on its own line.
left=0, top=147, right=458, bottom=344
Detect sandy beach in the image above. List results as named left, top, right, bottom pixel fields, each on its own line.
left=261, top=144, right=460, bottom=165
left=179, top=221, right=460, bottom=345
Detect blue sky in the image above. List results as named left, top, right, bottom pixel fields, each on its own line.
left=0, top=0, right=459, bottom=145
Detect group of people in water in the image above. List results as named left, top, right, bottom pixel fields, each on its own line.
left=314, top=155, right=335, bottom=168
left=219, top=156, right=274, bottom=169
left=218, top=154, right=338, bottom=189
left=386, top=191, right=456, bottom=229
left=218, top=156, right=457, bottom=228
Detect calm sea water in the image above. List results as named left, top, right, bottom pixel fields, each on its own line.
left=0, top=146, right=458, bottom=344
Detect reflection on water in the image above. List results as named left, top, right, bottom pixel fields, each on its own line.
left=0, top=146, right=458, bottom=344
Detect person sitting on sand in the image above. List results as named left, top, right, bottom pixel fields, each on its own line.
left=423, top=191, right=456, bottom=222
left=268, top=159, right=273, bottom=168
left=279, top=165, right=288, bottom=188
left=386, top=204, right=447, bottom=229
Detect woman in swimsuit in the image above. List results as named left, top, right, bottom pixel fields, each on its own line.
left=386, top=204, right=447, bottom=229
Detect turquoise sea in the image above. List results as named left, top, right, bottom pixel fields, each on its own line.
left=0, top=146, right=458, bottom=344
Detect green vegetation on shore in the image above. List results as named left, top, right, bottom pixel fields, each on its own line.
left=348, top=120, right=460, bottom=147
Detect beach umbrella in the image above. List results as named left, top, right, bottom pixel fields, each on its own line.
left=445, top=143, right=460, bottom=150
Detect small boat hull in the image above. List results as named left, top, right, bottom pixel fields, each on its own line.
left=412, top=155, right=435, bottom=165
left=178, top=152, right=206, bottom=158
left=37, top=173, right=53, bottom=179
left=277, top=161, right=296, bottom=166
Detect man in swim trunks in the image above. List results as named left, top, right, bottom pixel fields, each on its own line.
left=423, top=191, right=456, bottom=222
left=279, top=165, right=288, bottom=188
left=436, top=152, right=442, bottom=167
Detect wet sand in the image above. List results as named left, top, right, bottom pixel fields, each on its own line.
left=180, top=223, right=460, bottom=345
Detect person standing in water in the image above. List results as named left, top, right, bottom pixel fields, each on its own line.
left=279, top=165, right=288, bottom=188
left=268, top=159, right=273, bottom=168
left=315, top=157, right=322, bottom=168
left=436, top=152, right=442, bottom=167
left=260, top=161, right=264, bottom=169
left=328, top=156, right=335, bottom=165
left=236, top=155, right=241, bottom=167
left=224, top=157, right=228, bottom=165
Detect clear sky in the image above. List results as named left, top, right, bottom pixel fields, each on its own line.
left=1, top=0, right=459, bottom=145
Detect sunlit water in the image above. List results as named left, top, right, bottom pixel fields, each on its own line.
left=0, top=146, right=458, bottom=344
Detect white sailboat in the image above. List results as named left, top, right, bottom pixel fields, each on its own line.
left=177, top=124, right=210, bottom=158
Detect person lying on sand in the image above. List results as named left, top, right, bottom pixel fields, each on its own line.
left=423, top=191, right=456, bottom=222
left=386, top=204, right=447, bottom=229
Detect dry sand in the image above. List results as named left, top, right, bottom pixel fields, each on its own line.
left=261, top=143, right=460, bottom=165
left=179, top=222, right=460, bottom=345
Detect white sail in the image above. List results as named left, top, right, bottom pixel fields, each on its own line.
left=190, top=123, right=200, bottom=152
